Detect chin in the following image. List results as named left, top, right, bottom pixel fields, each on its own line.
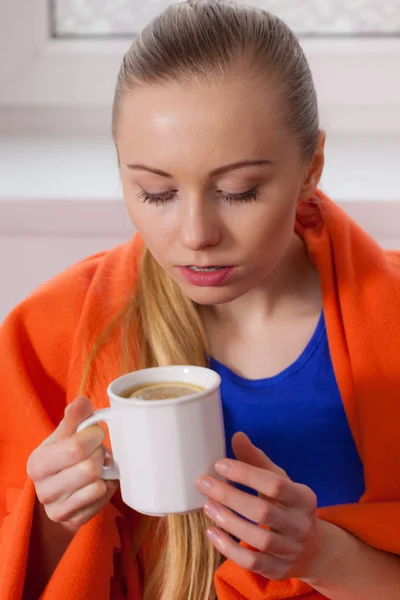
left=179, top=282, right=247, bottom=306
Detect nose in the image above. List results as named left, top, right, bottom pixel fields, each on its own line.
left=179, top=194, right=221, bottom=251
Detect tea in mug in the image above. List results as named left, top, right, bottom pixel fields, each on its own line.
left=122, top=381, right=204, bottom=401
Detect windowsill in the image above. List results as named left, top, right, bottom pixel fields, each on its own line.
left=1, top=132, right=399, bottom=202
left=1, top=133, right=399, bottom=242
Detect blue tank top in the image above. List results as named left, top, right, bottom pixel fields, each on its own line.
left=209, top=313, right=365, bottom=508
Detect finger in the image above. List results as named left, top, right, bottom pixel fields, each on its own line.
left=28, top=426, right=105, bottom=481
left=46, top=396, right=94, bottom=443
left=203, top=489, right=312, bottom=540
left=46, top=479, right=117, bottom=524
left=204, top=501, right=303, bottom=560
left=214, top=460, right=315, bottom=510
left=65, top=482, right=118, bottom=528
left=36, top=446, right=106, bottom=505
left=232, top=432, right=288, bottom=478
left=206, top=527, right=289, bottom=580
left=199, top=475, right=309, bottom=527
left=198, top=476, right=283, bottom=525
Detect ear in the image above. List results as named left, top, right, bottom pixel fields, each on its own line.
left=298, top=129, right=326, bottom=202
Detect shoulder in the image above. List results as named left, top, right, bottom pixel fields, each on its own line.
left=6, top=246, right=110, bottom=330
left=384, top=250, right=400, bottom=269
left=9, top=237, right=142, bottom=319
left=1, top=236, right=143, bottom=363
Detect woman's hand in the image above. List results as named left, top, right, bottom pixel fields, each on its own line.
left=196, top=432, right=321, bottom=582
left=27, top=396, right=118, bottom=531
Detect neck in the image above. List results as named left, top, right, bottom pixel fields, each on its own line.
left=200, top=233, right=322, bottom=330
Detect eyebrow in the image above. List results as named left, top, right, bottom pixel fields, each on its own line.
left=126, top=159, right=274, bottom=179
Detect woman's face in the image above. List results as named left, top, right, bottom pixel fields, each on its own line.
left=117, top=75, right=324, bottom=306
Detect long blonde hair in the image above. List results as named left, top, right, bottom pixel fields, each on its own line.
left=85, top=1, right=320, bottom=597
left=126, top=249, right=221, bottom=599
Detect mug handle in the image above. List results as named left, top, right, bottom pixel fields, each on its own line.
left=76, top=408, right=119, bottom=480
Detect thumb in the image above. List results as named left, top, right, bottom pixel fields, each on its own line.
left=232, top=432, right=288, bottom=478
left=46, top=396, right=94, bottom=444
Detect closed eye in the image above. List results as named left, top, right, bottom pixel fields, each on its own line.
left=136, top=189, right=176, bottom=206
left=136, top=186, right=260, bottom=206
left=218, top=187, right=260, bottom=204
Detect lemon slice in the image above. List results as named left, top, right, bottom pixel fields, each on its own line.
left=130, top=382, right=202, bottom=401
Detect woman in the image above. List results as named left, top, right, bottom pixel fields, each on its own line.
left=1, top=1, right=400, bottom=599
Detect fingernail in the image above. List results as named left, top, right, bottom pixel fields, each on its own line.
left=104, top=448, right=113, bottom=467
left=197, top=477, right=213, bottom=491
left=203, top=501, right=220, bottom=521
left=65, top=397, right=79, bottom=414
left=215, top=460, right=232, bottom=475
left=206, top=528, right=222, bottom=544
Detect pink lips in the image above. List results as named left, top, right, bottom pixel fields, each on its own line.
left=178, top=266, right=234, bottom=286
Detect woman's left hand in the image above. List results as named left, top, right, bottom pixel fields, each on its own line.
left=196, top=432, right=321, bottom=582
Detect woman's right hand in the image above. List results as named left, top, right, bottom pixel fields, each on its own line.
left=27, top=396, right=118, bottom=530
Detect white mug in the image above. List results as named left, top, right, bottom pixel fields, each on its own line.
left=77, top=365, right=226, bottom=516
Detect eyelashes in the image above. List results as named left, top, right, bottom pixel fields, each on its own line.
left=135, top=186, right=260, bottom=207
left=135, top=189, right=175, bottom=206
left=220, top=187, right=260, bottom=205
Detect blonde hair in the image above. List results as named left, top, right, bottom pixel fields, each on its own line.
left=84, top=1, right=320, bottom=597
left=127, top=250, right=222, bottom=599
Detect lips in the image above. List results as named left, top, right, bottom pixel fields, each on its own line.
left=178, top=265, right=234, bottom=287
left=187, top=265, right=226, bottom=272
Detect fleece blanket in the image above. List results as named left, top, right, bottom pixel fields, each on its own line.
left=1, top=190, right=400, bottom=599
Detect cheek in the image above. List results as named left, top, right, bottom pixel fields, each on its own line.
left=121, top=179, right=172, bottom=238
left=242, top=199, right=295, bottom=239
left=243, top=201, right=297, bottom=266
left=125, top=203, right=176, bottom=260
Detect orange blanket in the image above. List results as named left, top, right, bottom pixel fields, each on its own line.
left=1, top=190, right=400, bottom=599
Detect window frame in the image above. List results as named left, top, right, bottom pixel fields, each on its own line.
left=1, top=0, right=400, bottom=134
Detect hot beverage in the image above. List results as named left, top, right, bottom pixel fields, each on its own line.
left=123, top=381, right=204, bottom=401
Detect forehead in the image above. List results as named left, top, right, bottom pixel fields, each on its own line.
left=116, top=77, right=291, bottom=165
